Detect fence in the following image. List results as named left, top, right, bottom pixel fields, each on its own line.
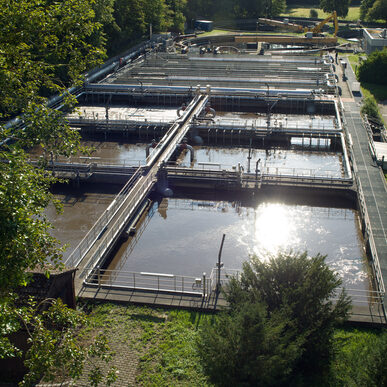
left=84, top=268, right=210, bottom=297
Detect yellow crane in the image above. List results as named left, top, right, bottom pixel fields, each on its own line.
left=305, top=11, right=339, bottom=37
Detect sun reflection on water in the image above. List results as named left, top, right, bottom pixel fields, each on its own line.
left=250, top=203, right=301, bottom=259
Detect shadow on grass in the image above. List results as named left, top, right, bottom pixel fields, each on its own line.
left=362, top=82, right=387, bottom=102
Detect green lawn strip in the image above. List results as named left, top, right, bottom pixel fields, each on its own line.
left=282, top=6, right=360, bottom=21
left=137, top=309, right=212, bottom=386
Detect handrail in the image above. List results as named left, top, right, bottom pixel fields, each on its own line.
left=84, top=268, right=210, bottom=297
left=65, top=167, right=144, bottom=267
left=166, top=165, right=352, bottom=184
left=355, top=172, right=385, bottom=295
left=65, top=94, right=209, bottom=270
left=209, top=268, right=384, bottom=307
left=80, top=172, right=156, bottom=277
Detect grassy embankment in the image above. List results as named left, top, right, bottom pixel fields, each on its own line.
left=77, top=302, right=385, bottom=386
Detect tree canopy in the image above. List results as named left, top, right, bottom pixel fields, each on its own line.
left=0, top=1, right=117, bottom=384
left=184, top=0, right=285, bottom=21
left=198, top=252, right=351, bottom=386
left=361, top=0, right=387, bottom=21
left=319, top=0, right=350, bottom=17
left=358, top=48, right=387, bottom=85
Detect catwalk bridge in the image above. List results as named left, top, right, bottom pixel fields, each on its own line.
left=65, top=94, right=209, bottom=276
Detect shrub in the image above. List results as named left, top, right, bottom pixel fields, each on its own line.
left=197, top=252, right=352, bottom=386
left=361, top=95, right=380, bottom=119
left=310, top=9, right=318, bottom=18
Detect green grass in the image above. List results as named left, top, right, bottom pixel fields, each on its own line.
left=136, top=310, right=212, bottom=386
left=282, top=6, right=360, bottom=21
left=198, top=29, right=236, bottom=36
left=79, top=302, right=213, bottom=386
left=73, top=302, right=387, bottom=386
left=362, top=82, right=387, bottom=102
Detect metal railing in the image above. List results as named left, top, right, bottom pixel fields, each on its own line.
left=67, top=116, right=173, bottom=127
left=210, top=268, right=384, bottom=310
left=210, top=268, right=241, bottom=291
left=65, top=94, right=209, bottom=271
left=65, top=167, right=144, bottom=267
left=195, top=118, right=338, bottom=133
left=362, top=115, right=378, bottom=162
left=32, top=156, right=144, bottom=168
left=339, top=98, right=386, bottom=318
left=84, top=268, right=210, bottom=297
left=355, top=171, right=385, bottom=296
left=79, top=172, right=156, bottom=277
left=166, top=165, right=353, bottom=186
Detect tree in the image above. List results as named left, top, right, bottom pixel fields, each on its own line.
left=0, top=1, right=116, bottom=384
left=361, top=95, right=380, bottom=119
left=271, top=0, right=287, bottom=17
left=319, top=0, right=350, bottom=17
left=12, top=298, right=117, bottom=386
left=358, top=48, right=387, bottom=85
left=0, top=150, right=62, bottom=297
left=367, top=0, right=387, bottom=22
left=310, top=9, right=319, bottom=18
left=197, top=252, right=351, bottom=386
left=0, top=0, right=105, bottom=117
left=198, top=299, right=302, bottom=386
left=166, top=0, right=187, bottom=32
left=360, top=0, right=376, bottom=20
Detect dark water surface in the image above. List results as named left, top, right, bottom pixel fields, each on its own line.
left=107, top=192, right=368, bottom=291
left=46, top=184, right=122, bottom=261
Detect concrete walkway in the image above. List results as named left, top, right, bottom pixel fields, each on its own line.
left=78, top=283, right=386, bottom=325
left=339, top=58, right=387, bottom=309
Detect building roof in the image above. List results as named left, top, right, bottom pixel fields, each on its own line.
left=364, top=28, right=387, bottom=40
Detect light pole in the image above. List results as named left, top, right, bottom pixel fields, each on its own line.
left=216, top=234, right=225, bottom=294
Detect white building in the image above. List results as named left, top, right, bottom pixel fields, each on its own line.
left=363, top=28, right=387, bottom=54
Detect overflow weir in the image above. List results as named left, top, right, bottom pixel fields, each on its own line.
left=23, top=35, right=386, bottom=325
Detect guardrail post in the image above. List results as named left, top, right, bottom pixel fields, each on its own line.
left=133, top=272, right=136, bottom=289
left=203, top=272, right=206, bottom=298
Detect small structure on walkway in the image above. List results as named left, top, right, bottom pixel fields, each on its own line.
left=374, top=141, right=387, bottom=170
